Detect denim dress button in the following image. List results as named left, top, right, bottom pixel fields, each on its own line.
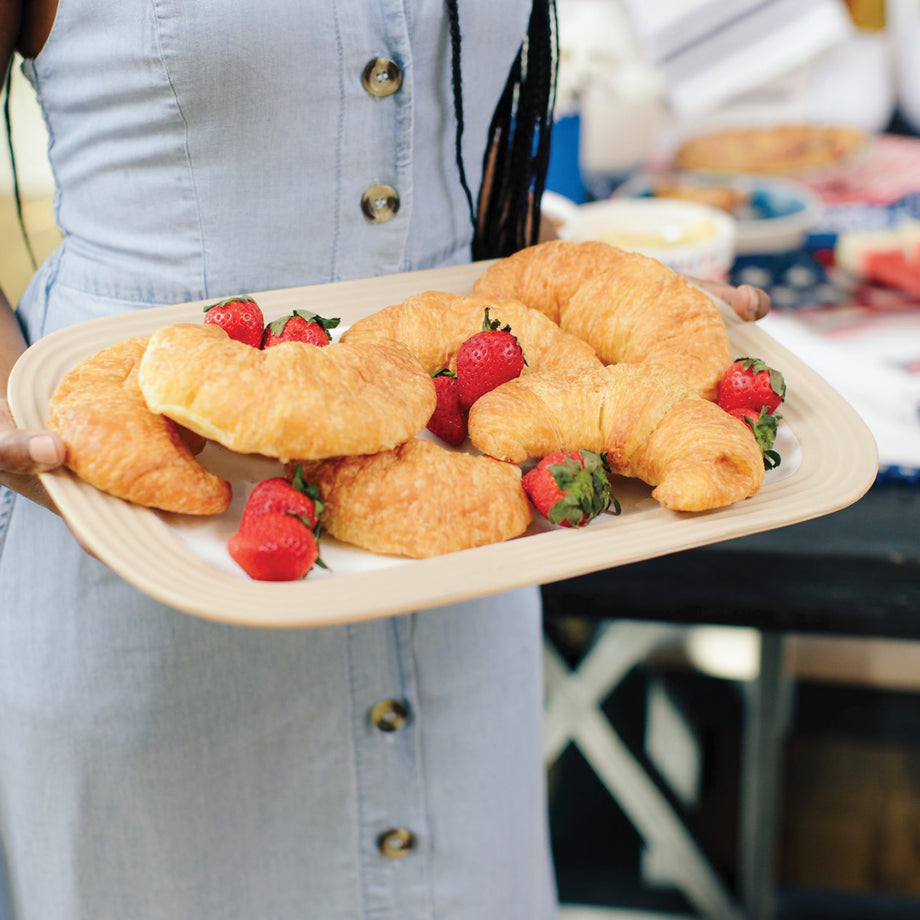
left=370, top=698, right=409, bottom=732
left=361, top=58, right=403, bottom=97
left=361, top=184, right=400, bottom=222
left=378, top=827, right=415, bottom=859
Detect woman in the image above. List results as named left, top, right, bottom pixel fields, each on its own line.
left=0, top=2, right=767, bottom=918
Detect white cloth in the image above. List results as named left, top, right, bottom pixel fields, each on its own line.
left=619, top=0, right=854, bottom=119
left=760, top=311, right=920, bottom=472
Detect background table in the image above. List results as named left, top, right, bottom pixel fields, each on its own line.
left=542, top=131, right=920, bottom=920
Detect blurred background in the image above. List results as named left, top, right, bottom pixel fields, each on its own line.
left=541, top=2, right=920, bottom=920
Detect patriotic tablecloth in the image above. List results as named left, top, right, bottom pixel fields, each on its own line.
left=728, top=134, right=920, bottom=481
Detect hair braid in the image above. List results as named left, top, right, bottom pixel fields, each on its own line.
left=445, top=0, right=559, bottom=261
left=445, top=0, right=477, bottom=231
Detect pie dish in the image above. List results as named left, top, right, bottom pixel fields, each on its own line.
left=672, top=123, right=868, bottom=177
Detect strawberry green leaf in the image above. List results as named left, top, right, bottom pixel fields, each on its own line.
left=290, top=464, right=325, bottom=519
left=204, top=295, right=257, bottom=313
left=292, top=310, right=340, bottom=333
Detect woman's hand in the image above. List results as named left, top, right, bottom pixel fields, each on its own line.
left=694, top=279, right=771, bottom=322
left=0, top=396, right=65, bottom=513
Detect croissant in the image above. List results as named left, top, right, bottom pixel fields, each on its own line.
left=339, top=290, right=603, bottom=376
left=472, top=240, right=627, bottom=323
left=138, top=323, right=436, bottom=460
left=290, top=438, right=532, bottom=558
left=467, top=364, right=764, bottom=511
left=46, top=335, right=232, bottom=514
left=472, top=240, right=732, bottom=399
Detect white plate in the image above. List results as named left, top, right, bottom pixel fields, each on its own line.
left=7, top=261, right=879, bottom=628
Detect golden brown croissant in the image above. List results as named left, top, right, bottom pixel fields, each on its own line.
left=560, top=253, right=732, bottom=399
left=290, top=438, right=532, bottom=558
left=472, top=240, right=732, bottom=399
left=339, top=290, right=603, bottom=377
left=467, top=364, right=764, bottom=511
left=472, top=240, right=627, bottom=323
left=46, top=335, right=232, bottom=514
left=138, top=323, right=436, bottom=460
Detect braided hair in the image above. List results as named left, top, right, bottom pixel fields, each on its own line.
left=445, top=0, right=559, bottom=261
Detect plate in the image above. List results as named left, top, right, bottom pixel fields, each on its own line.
left=7, top=261, right=879, bottom=628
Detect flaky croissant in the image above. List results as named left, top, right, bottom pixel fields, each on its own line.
left=472, top=240, right=732, bottom=399
left=467, top=364, right=764, bottom=511
left=339, top=290, right=603, bottom=376
left=46, top=335, right=232, bottom=514
left=290, top=438, right=532, bottom=558
left=138, top=323, right=436, bottom=461
left=472, top=240, right=626, bottom=324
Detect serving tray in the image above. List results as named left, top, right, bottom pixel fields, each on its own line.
left=7, top=261, right=879, bottom=628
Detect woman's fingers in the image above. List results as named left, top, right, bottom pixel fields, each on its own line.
left=0, top=399, right=65, bottom=513
left=0, top=428, right=66, bottom=474
left=693, top=279, right=771, bottom=321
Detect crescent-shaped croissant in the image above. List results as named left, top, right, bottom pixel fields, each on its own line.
left=467, top=364, right=764, bottom=512
left=138, top=323, right=436, bottom=461
left=472, top=240, right=626, bottom=324
left=46, top=335, right=232, bottom=514
left=472, top=240, right=733, bottom=399
left=290, top=438, right=532, bottom=558
left=340, top=290, right=603, bottom=377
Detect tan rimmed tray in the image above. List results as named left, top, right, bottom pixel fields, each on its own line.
left=7, top=261, right=879, bottom=628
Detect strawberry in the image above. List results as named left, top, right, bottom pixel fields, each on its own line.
left=456, top=307, right=526, bottom=410
left=717, top=357, right=786, bottom=415
left=203, top=295, right=265, bottom=348
left=239, top=465, right=324, bottom=532
left=730, top=406, right=782, bottom=471
left=262, top=310, right=340, bottom=348
left=426, top=370, right=468, bottom=445
left=227, top=511, right=320, bottom=581
left=522, top=449, right=621, bottom=528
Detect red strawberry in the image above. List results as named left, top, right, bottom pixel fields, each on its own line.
left=456, top=307, right=526, bottom=410
left=729, top=406, right=782, bottom=471
left=262, top=310, right=340, bottom=348
left=239, top=465, right=324, bottom=532
left=522, top=449, right=621, bottom=528
left=717, top=357, right=786, bottom=415
left=426, top=370, right=468, bottom=445
left=203, top=295, right=265, bottom=348
left=228, top=511, right=320, bottom=581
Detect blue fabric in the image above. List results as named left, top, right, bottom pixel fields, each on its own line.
left=0, top=2, right=555, bottom=918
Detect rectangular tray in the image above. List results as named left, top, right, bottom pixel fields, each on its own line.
left=7, top=261, right=879, bottom=628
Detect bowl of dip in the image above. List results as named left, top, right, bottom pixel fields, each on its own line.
left=614, top=172, right=822, bottom=255
left=559, top=197, right=737, bottom=281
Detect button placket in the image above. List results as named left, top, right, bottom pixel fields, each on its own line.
left=359, top=53, right=403, bottom=227
left=347, top=617, right=426, bottom=914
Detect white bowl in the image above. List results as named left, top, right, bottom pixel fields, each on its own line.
left=557, top=197, right=737, bottom=281
left=614, top=172, right=822, bottom=255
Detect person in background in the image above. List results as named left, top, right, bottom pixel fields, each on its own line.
left=0, top=2, right=767, bottom=918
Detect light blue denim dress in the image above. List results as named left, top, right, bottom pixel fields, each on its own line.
left=0, top=2, right=556, bottom=918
